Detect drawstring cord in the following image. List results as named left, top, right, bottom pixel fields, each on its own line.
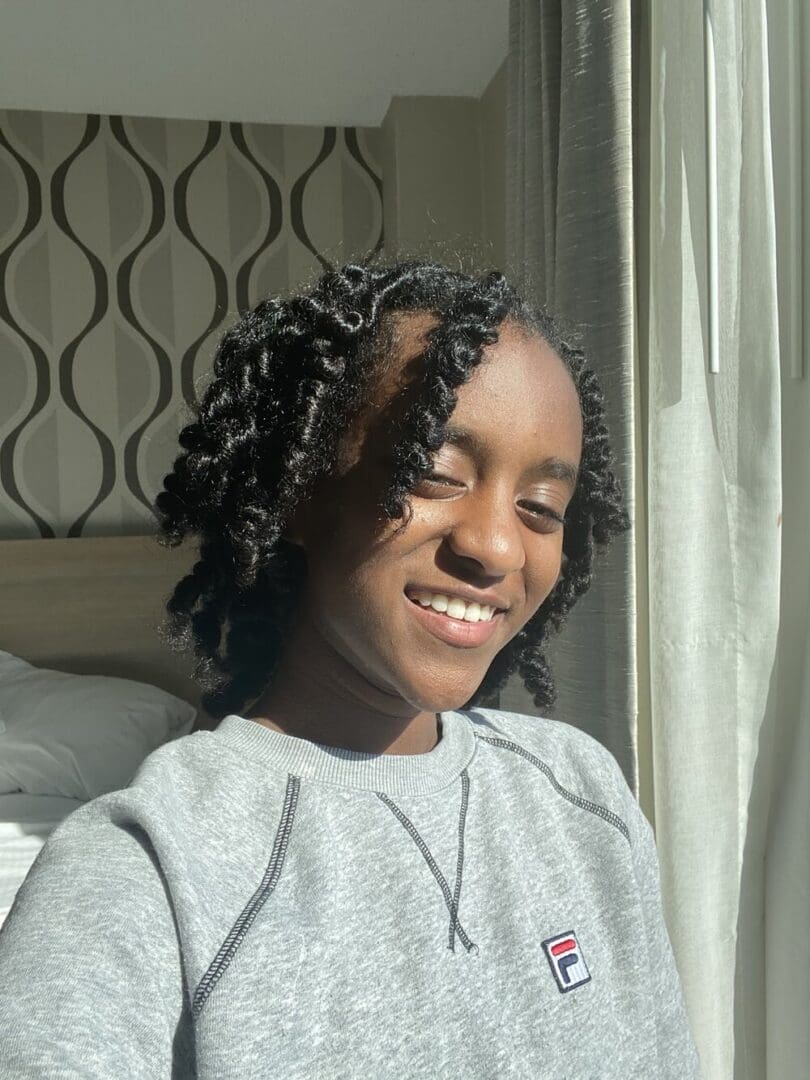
left=376, top=769, right=478, bottom=954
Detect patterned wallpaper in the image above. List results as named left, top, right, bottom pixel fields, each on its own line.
left=0, top=110, right=383, bottom=538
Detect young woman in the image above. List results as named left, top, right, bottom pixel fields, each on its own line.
left=0, top=260, right=702, bottom=1078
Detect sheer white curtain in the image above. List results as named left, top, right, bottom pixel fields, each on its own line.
left=507, top=1, right=808, bottom=1077
left=646, top=2, right=789, bottom=1077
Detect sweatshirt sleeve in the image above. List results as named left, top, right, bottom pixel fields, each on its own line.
left=0, top=808, right=193, bottom=1079
left=624, top=793, right=704, bottom=1080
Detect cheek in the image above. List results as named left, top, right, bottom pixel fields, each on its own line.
left=301, top=515, right=411, bottom=627
left=521, top=538, right=566, bottom=613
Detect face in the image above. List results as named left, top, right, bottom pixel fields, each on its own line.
left=289, top=314, right=584, bottom=713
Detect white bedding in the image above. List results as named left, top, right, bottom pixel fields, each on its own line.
left=0, top=792, right=85, bottom=928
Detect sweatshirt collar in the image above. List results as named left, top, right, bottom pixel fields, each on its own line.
left=211, top=710, right=476, bottom=795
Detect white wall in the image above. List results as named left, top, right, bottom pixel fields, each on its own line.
left=0, top=0, right=508, bottom=127
left=381, top=64, right=508, bottom=267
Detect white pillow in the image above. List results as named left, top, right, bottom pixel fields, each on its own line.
left=0, top=651, right=197, bottom=800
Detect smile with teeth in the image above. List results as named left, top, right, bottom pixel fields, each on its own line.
left=406, top=590, right=501, bottom=623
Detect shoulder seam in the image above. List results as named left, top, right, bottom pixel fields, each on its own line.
left=474, top=733, right=631, bottom=844
left=191, top=773, right=300, bottom=1019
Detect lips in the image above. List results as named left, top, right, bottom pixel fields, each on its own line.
left=404, top=592, right=503, bottom=649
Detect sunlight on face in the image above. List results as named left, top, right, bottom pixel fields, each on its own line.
left=291, top=314, right=584, bottom=713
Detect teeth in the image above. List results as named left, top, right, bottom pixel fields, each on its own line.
left=409, top=591, right=498, bottom=622
left=463, top=603, right=481, bottom=623
left=446, top=598, right=466, bottom=619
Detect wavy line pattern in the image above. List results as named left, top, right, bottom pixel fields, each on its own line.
left=229, top=122, right=284, bottom=316
left=344, top=127, right=384, bottom=255
left=109, top=115, right=173, bottom=515
left=0, top=121, right=54, bottom=538
left=175, top=122, right=229, bottom=410
left=0, top=110, right=384, bottom=538
left=290, top=127, right=337, bottom=271
left=50, top=115, right=115, bottom=537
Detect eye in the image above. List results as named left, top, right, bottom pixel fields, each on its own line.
left=424, top=472, right=464, bottom=487
left=417, top=472, right=466, bottom=492
left=517, top=500, right=566, bottom=527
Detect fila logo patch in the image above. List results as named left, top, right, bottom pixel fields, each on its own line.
left=541, top=930, right=592, bottom=993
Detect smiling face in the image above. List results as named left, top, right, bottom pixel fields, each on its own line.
left=288, top=313, right=584, bottom=713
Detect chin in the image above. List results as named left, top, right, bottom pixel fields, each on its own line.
left=402, top=673, right=486, bottom=714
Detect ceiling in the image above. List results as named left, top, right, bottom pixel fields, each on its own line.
left=0, top=0, right=510, bottom=127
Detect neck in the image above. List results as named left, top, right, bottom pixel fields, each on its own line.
left=245, top=614, right=441, bottom=756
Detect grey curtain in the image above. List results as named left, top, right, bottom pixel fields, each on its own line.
left=503, top=0, right=640, bottom=794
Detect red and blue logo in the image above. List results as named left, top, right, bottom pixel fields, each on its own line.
left=541, top=930, right=591, bottom=993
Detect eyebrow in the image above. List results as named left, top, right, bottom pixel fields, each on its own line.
left=441, top=424, right=580, bottom=491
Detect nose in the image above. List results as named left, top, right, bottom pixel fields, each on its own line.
left=444, top=484, right=526, bottom=578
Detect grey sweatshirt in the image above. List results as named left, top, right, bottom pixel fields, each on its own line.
left=0, top=708, right=702, bottom=1079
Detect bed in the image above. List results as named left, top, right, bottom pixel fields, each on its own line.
left=0, top=534, right=208, bottom=928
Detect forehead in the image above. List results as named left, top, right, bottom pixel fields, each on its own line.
left=380, top=312, right=583, bottom=457
left=339, top=311, right=583, bottom=476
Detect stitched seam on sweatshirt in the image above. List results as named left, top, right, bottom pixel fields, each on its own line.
left=449, top=769, right=470, bottom=950
left=192, top=774, right=300, bottom=1019
left=376, top=774, right=477, bottom=953
left=476, top=735, right=631, bottom=843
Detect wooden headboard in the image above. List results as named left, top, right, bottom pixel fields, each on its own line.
left=0, top=535, right=212, bottom=725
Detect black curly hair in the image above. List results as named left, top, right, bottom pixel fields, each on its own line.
left=155, top=258, right=630, bottom=719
